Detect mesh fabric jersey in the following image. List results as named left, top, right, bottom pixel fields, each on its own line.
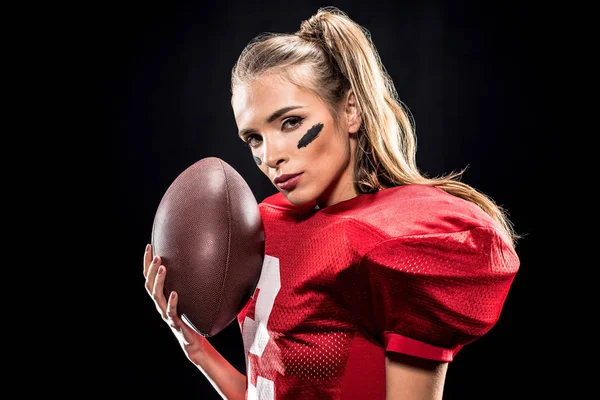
left=237, top=184, right=520, bottom=400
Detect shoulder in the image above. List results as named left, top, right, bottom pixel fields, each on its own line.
left=349, top=184, right=498, bottom=239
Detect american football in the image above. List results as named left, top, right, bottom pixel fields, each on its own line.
left=151, top=157, right=264, bottom=337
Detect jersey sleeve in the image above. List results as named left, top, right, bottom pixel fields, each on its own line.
left=352, top=226, right=519, bottom=362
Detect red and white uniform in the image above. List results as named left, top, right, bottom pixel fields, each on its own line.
left=237, top=184, right=519, bottom=399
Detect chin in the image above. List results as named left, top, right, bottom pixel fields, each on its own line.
left=280, top=189, right=315, bottom=207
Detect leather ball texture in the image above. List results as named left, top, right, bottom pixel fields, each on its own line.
left=151, top=157, right=264, bottom=337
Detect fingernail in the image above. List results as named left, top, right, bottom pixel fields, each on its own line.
left=145, top=243, right=150, bottom=252
left=153, top=256, right=159, bottom=264
left=158, top=266, right=164, bottom=275
left=170, top=291, right=176, bottom=300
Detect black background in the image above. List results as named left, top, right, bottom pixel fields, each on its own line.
left=90, top=1, right=552, bottom=398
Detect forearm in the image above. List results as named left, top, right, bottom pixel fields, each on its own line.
left=191, top=337, right=247, bottom=400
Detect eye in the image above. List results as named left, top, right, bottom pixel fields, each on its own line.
left=282, top=116, right=304, bottom=131
left=244, top=134, right=262, bottom=148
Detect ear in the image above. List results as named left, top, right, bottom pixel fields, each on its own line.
left=344, top=89, right=362, bottom=135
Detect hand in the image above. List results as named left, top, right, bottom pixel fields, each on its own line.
left=143, top=244, right=206, bottom=363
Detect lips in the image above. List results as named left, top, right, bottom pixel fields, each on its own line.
left=275, top=173, right=303, bottom=191
left=274, top=173, right=302, bottom=184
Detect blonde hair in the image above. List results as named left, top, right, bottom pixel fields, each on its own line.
left=231, top=6, right=520, bottom=247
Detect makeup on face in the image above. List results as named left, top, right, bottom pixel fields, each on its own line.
left=297, top=123, right=323, bottom=149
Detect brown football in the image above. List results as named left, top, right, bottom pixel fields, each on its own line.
left=151, top=157, right=264, bottom=337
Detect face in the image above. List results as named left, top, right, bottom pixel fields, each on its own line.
left=233, top=71, right=361, bottom=208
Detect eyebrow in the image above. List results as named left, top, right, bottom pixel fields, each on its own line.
left=238, top=105, right=305, bottom=137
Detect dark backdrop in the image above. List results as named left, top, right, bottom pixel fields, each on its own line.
left=94, top=1, right=549, bottom=398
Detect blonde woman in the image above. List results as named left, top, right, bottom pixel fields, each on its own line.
left=144, top=6, right=521, bottom=400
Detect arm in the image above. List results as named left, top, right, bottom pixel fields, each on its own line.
left=144, top=245, right=246, bottom=400
left=191, top=337, right=247, bottom=400
left=385, top=352, right=448, bottom=400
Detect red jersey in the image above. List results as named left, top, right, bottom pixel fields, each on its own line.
left=237, top=184, right=519, bottom=400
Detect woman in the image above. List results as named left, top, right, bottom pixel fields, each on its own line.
left=143, top=7, right=520, bottom=400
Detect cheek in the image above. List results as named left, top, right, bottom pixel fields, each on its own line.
left=306, top=128, right=340, bottom=159
left=308, top=133, right=350, bottom=173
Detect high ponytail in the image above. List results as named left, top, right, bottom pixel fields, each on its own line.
left=231, top=6, right=520, bottom=247
left=297, top=7, right=422, bottom=190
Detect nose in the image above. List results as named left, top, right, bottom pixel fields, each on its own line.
left=263, top=136, right=288, bottom=170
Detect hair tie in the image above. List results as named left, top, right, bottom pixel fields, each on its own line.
left=298, top=16, right=323, bottom=43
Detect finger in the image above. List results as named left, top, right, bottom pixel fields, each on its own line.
left=166, top=291, right=180, bottom=323
left=144, top=255, right=162, bottom=296
left=166, top=291, right=185, bottom=332
left=166, top=291, right=194, bottom=344
left=143, top=243, right=153, bottom=278
left=152, top=264, right=169, bottom=316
